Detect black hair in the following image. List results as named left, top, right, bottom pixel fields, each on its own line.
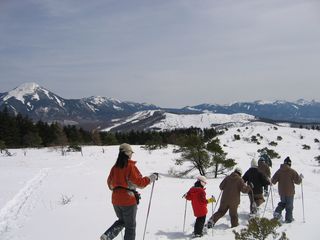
left=194, top=180, right=203, bottom=188
left=114, top=151, right=129, bottom=168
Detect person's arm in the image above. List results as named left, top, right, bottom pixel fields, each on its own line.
left=128, top=164, right=151, bottom=188
left=185, top=189, right=192, bottom=201
left=107, top=168, right=114, bottom=190
left=240, top=178, right=251, bottom=193
left=292, top=169, right=302, bottom=185
left=271, top=171, right=279, bottom=185
left=219, top=177, right=226, bottom=190
left=259, top=172, right=270, bottom=186
left=199, top=190, right=207, bottom=204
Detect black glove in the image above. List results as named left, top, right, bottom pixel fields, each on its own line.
left=153, top=172, right=159, bottom=180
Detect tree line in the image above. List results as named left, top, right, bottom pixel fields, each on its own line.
left=0, top=108, right=245, bottom=178
left=0, top=107, right=217, bottom=149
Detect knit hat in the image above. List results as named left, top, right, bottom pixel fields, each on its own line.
left=197, top=175, right=207, bottom=187
left=234, top=167, right=242, bottom=176
left=251, top=159, right=258, bottom=168
left=284, top=156, right=292, bottom=166
left=119, top=143, right=134, bottom=156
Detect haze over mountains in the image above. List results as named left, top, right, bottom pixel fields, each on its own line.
left=0, top=83, right=319, bottom=130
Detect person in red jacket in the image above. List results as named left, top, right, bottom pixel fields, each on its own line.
left=185, top=176, right=215, bottom=238
left=100, top=143, right=158, bottom=240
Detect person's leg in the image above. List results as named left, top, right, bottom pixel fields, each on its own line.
left=229, top=204, right=239, bottom=228
left=121, top=205, right=138, bottom=240
left=274, top=195, right=286, bottom=220
left=213, top=205, right=228, bottom=223
left=248, top=193, right=255, bottom=214
left=285, top=196, right=294, bottom=223
left=254, top=193, right=265, bottom=207
left=102, top=206, right=125, bottom=239
left=264, top=185, right=269, bottom=196
left=194, top=216, right=206, bottom=235
left=207, top=204, right=228, bottom=228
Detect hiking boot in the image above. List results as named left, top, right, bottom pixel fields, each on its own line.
left=273, top=212, right=282, bottom=221
left=206, top=220, right=215, bottom=229
left=191, top=233, right=203, bottom=238
left=285, top=218, right=294, bottom=223
left=100, top=234, right=108, bottom=240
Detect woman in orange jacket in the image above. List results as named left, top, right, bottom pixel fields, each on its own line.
left=100, top=143, right=158, bottom=240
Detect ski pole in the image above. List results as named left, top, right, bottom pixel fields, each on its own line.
left=143, top=181, right=155, bottom=240
left=301, top=180, right=305, bottom=223
left=211, top=195, right=214, bottom=216
left=183, top=198, right=187, bottom=232
left=212, top=190, right=222, bottom=236
left=262, top=188, right=271, bottom=217
left=270, top=185, right=274, bottom=211
left=213, top=190, right=222, bottom=213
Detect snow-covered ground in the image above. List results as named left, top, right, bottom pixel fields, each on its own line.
left=0, top=123, right=319, bottom=240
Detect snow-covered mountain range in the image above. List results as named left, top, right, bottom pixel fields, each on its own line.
left=1, top=82, right=319, bottom=130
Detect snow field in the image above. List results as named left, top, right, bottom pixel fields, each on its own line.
left=0, top=123, right=319, bottom=239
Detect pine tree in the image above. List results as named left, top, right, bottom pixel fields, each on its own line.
left=175, top=134, right=210, bottom=176
left=207, top=138, right=236, bottom=178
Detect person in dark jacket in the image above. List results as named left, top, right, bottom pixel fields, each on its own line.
left=243, top=159, right=270, bottom=214
left=258, top=157, right=271, bottom=196
left=260, top=152, right=272, bottom=168
left=185, top=176, right=215, bottom=238
left=207, top=167, right=251, bottom=228
left=100, top=143, right=158, bottom=240
left=271, top=157, right=303, bottom=223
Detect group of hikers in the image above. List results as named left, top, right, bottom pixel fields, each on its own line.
left=100, top=143, right=304, bottom=240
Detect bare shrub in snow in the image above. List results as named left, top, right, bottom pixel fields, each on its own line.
left=60, top=194, right=73, bottom=205
left=302, top=144, right=311, bottom=150
left=233, top=217, right=289, bottom=240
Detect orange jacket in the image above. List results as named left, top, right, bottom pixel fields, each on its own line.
left=107, top=160, right=150, bottom=206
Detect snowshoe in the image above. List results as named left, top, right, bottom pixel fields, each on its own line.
left=191, top=233, right=203, bottom=238
left=272, top=212, right=283, bottom=223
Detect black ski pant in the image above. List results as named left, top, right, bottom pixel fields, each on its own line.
left=194, top=216, right=206, bottom=235
left=103, top=204, right=137, bottom=240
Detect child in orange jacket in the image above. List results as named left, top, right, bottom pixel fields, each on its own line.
left=185, top=176, right=215, bottom=238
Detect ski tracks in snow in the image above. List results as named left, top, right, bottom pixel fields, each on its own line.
left=0, top=168, right=49, bottom=237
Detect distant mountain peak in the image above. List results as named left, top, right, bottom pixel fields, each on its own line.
left=85, top=96, right=121, bottom=105
left=3, top=82, right=44, bottom=103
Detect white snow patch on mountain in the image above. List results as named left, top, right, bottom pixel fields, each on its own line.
left=103, top=110, right=157, bottom=131
left=4, top=83, right=40, bottom=104
left=53, top=96, right=64, bottom=107
left=150, top=112, right=255, bottom=130
left=112, top=105, right=123, bottom=111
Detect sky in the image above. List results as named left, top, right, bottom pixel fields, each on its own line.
left=0, top=0, right=320, bottom=108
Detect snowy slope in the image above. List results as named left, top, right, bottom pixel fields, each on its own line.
left=150, top=112, right=255, bottom=130
left=104, top=110, right=256, bottom=131
left=0, top=123, right=319, bottom=240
